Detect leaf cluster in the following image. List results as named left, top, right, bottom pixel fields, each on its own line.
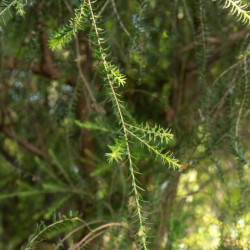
left=215, top=0, right=250, bottom=25
left=25, top=211, right=81, bottom=250
left=49, top=2, right=89, bottom=50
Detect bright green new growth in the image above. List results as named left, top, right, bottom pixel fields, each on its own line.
left=49, top=4, right=88, bottom=50
left=0, top=0, right=26, bottom=17
left=105, top=139, right=125, bottom=164
left=214, top=0, right=250, bottom=25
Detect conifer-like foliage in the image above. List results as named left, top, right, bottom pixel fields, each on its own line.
left=51, top=1, right=180, bottom=247
left=0, top=0, right=249, bottom=249
left=25, top=212, right=82, bottom=250
left=215, top=0, right=250, bottom=25
left=0, top=0, right=26, bottom=17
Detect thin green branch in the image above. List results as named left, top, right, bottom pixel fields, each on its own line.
left=0, top=0, right=26, bottom=17
left=124, top=122, right=174, bottom=144
left=49, top=0, right=87, bottom=50
left=26, top=217, right=84, bottom=250
left=0, top=0, right=17, bottom=17
left=87, top=1, right=148, bottom=248
left=215, top=0, right=250, bottom=25
left=126, top=128, right=181, bottom=169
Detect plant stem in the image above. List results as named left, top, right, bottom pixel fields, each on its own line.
left=87, top=1, right=147, bottom=248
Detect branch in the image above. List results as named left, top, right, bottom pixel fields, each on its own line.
left=235, top=53, right=249, bottom=149
left=111, top=0, right=131, bottom=38
left=1, top=127, right=49, bottom=161
left=87, top=1, right=148, bottom=248
left=75, top=32, right=104, bottom=115
left=69, top=222, right=133, bottom=250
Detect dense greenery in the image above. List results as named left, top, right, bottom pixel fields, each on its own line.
left=0, top=0, right=249, bottom=249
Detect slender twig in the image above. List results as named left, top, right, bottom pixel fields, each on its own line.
left=0, top=0, right=17, bottom=17
left=88, top=0, right=111, bottom=46
left=69, top=222, right=132, bottom=250
left=211, top=70, right=238, bottom=123
left=80, top=229, right=108, bottom=248
left=87, top=1, right=148, bottom=248
left=111, top=0, right=131, bottom=38
left=124, top=122, right=173, bottom=141
left=75, top=34, right=103, bottom=115
left=64, top=0, right=103, bottom=115
left=54, top=220, right=105, bottom=250
left=212, top=58, right=245, bottom=86
left=199, top=0, right=206, bottom=83
left=97, top=0, right=110, bottom=17
left=27, top=217, right=85, bottom=248
left=235, top=55, right=248, bottom=149
left=63, top=0, right=74, bottom=14
left=126, top=128, right=180, bottom=168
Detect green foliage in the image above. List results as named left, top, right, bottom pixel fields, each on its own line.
left=0, top=0, right=26, bottom=18
left=49, top=2, right=89, bottom=50
left=49, top=0, right=181, bottom=247
left=75, top=118, right=109, bottom=132
left=215, top=0, right=250, bottom=25
left=125, top=122, right=174, bottom=144
left=106, top=139, right=125, bottom=163
left=0, top=0, right=249, bottom=249
left=25, top=211, right=82, bottom=250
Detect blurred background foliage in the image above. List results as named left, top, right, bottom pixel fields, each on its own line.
left=0, top=0, right=249, bottom=249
